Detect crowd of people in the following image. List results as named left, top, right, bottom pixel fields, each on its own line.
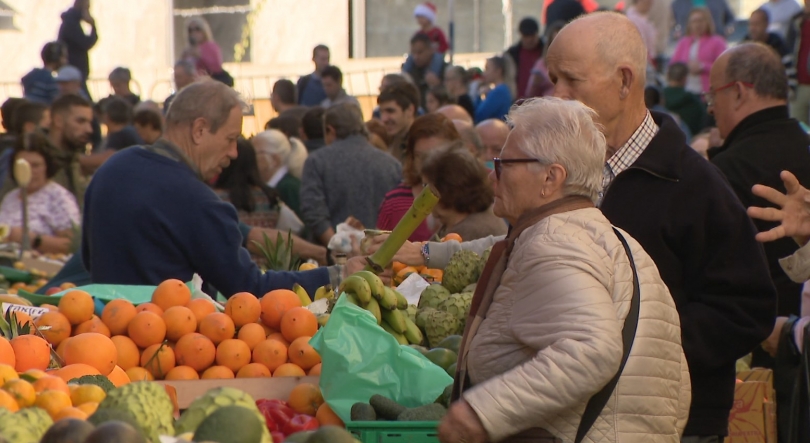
left=3, top=0, right=810, bottom=442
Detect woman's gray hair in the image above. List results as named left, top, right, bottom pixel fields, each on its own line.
left=253, top=129, right=291, bottom=163
left=506, top=97, right=605, bottom=203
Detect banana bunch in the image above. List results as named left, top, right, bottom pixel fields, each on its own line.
left=0, top=293, right=32, bottom=307
left=292, top=284, right=311, bottom=307
left=339, top=271, right=424, bottom=346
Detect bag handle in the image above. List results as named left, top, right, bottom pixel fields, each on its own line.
left=575, top=227, right=641, bottom=443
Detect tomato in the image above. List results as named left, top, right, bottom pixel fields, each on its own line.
left=271, top=431, right=286, bottom=442
left=282, top=414, right=320, bottom=435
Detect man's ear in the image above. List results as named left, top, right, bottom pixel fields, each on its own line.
left=191, top=117, right=208, bottom=144
left=619, top=65, right=636, bottom=100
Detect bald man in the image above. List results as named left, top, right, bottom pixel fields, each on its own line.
left=548, top=13, right=775, bottom=442
left=474, top=119, right=509, bottom=165
left=436, top=104, right=473, bottom=123
left=451, top=119, right=485, bottom=160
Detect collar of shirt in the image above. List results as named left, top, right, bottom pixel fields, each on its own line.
left=599, top=111, right=659, bottom=202
left=144, top=138, right=204, bottom=182
left=268, top=165, right=289, bottom=188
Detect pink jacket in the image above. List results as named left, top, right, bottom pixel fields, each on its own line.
left=670, top=35, right=727, bottom=94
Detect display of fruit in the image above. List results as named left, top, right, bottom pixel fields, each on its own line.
left=175, top=386, right=271, bottom=443
left=0, top=403, right=53, bottom=443
left=97, top=381, right=174, bottom=443
left=417, top=285, right=449, bottom=310
left=441, top=250, right=481, bottom=294
left=351, top=394, right=447, bottom=422
left=192, top=405, right=266, bottom=443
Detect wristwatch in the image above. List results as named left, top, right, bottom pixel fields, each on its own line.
left=420, top=242, right=430, bottom=266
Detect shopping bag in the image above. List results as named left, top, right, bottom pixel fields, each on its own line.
left=310, top=295, right=453, bottom=422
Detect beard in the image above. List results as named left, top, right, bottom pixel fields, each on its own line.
left=62, top=134, right=89, bottom=153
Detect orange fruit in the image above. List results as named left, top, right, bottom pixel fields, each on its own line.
left=215, top=339, right=251, bottom=372
left=10, top=311, right=33, bottom=327
left=152, top=279, right=191, bottom=311
left=164, top=365, right=200, bottom=380
left=237, top=323, right=267, bottom=351
left=58, top=290, right=95, bottom=325
left=252, top=339, right=288, bottom=372
left=175, top=333, right=216, bottom=372
left=76, top=401, right=99, bottom=415
left=110, top=335, right=140, bottom=370
left=259, top=289, right=301, bottom=330
left=101, top=299, right=137, bottom=336
left=162, top=306, right=197, bottom=341
left=185, top=299, right=216, bottom=329
left=135, top=302, right=164, bottom=315
left=308, top=363, right=322, bottom=376
left=59, top=283, right=77, bottom=290
left=287, top=382, right=324, bottom=415
left=10, top=335, right=51, bottom=372
left=125, top=367, right=154, bottom=382
left=34, top=389, right=72, bottom=419
left=274, top=363, right=306, bottom=378
left=0, top=390, right=19, bottom=412
left=54, top=406, right=88, bottom=421
left=107, top=365, right=130, bottom=387
left=34, top=311, right=71, bottom=346
left=127, top=311, right=167, bottom=348
left=33, top=375, right=70, bottom=395
left=288, top=336, right=321, bottom=370
left=69, top=384, right=106, bottom=406
left=73, top=316, right=111, bottom=337
left=441, top=233, right=463, bottom=242
left=140, top=343, right=176, bottom=380
left=261, top=324, right=276, bottom=337
left=40, top=303, right=59, bottom=311
left=0, top=364, right=18, bottom=385
left=0, top=337, right=15, bottom=367
left=55, top=337, right=70, bottom=360
left=200, top=365, right=234, bottom=379
left=266, top=332, right=290, bottom=347
left=280, top=307, right=318, bottom=343
left=199, top=312, right=235, bottom=345
left=236, top=363, right=272, bottom=378
left=20, top=369, right=48, bottom=381
left=63, top=333, right=117, bottom=375
left=3, top=378, right=36, bottom=408
left=225, top=292, right=261, bottom=327
left=316, top=402, right=345, bottom=427
left=52, top=364, right=100, bottom=383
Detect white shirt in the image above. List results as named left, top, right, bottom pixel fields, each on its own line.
left=761, top=0, right=803, bottom=38
left=267, top=165, right=289, bottom=188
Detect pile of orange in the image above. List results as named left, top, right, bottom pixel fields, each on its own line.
left=0, top=363, right=107, bottom=420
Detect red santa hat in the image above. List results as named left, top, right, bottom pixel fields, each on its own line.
left=414, top=2, right=437, bottom=24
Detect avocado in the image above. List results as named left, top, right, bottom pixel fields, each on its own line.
left=305, top=426, right=356, bottom=443
left=369, top=394, right=407, bottom=420
left=446, top=362, right=457, bottom=377
left=397, top=403, right=448, bottom=421
left=424, top=348, right=457, bottom=371
left=408, top=344, right=429, bottom=355
left=435, top=335, right=462, bottom=354
left=40, top=418, right=95, bottom=443
left=87, top=409, right=146, bottom=436
left=350, top=402, right=377, bottom=421
left=84, top=422, right=146, bottom=443
left=283, top=431, right=314, bottom=443
left=193, top=406, right=263, bottom=443
left=434, top=384, right=454, bottom=408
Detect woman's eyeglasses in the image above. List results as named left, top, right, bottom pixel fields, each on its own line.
left=188, top=27, right=201, bottom=32
left=493, top=157, right=543, bottom=180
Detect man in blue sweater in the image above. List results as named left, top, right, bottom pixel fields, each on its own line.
left=82, top=80, right=364, bottom=297
left=21, top=42, right=67, bottom=105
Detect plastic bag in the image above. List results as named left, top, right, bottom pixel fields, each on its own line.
left=327, top=223, right=364, bottom=254
left=310, top=295, right=453, bottom=422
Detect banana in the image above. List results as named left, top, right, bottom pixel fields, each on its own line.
left=0, top=294, right=32, bottom=306
left=354, top=271, right=386, bottom=302
left=381, top=308, right=407, bottom=334
left=403, top=316, right=424, bottom=345
left=299, top=262, right=318, bottom=271
left=292, top=283, right=311, bottom=307
left=382, top=320, right=409, bottom=345
left=379, top=287, right=399, bottom=311
left=343, top=292, right=361, bottom=306
left=364, top=297, right=382, bottom=325
left=394, top=290, right=408, bottom=310
left=316, top=313, right=330, bottom=327
left=339, top=275, right=372, bottom=304
left=314, top=285, right=335, bottom=301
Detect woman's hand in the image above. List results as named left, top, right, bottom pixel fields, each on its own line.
left=688, top=60, right=702, bottom=75
left=748, top=171, right=810, bottom=245
left=364, top=234, right=426, bottom=267
left=438, top=400, right=489, bottom=443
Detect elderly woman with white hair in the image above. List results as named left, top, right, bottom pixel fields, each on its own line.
left=436, top=97, right=691, bottom=443
left=252, top=129, right=302, bottom=217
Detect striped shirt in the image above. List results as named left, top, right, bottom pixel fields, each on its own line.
left=376, top=183, right=433, bottom=242
left=598, top=112, right=659, bottom=204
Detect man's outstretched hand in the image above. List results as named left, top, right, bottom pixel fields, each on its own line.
left=748, top=171, right=810, bottom=246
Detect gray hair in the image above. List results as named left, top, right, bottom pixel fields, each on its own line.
left=165, top=80, right=245, bottom=133
left=323, top=103, right=368, bottom=140
left=575, top=12, right=649, bottom=88
left=174, top=59, right=196, bottom=76
left=253, top=129, right=291, bottom=164
left=725, top=43, right=788, bottom=101
left=506, top=97, right=606, bottom=202
left=456, top=123, right=485, bottom=156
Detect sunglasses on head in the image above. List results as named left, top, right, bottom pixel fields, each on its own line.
left=492, top=157, right=543, bottom=180
left=189, top=27, right=201, bottom=32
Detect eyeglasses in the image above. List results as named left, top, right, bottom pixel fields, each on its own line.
left=702, top=81, right=754, bottom=107
left=493, top=157, right=543, bottom=180
left=188, top=27, right=201, bottom=32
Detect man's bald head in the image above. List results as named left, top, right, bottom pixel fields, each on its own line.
left=436, top=104, right=473, bottom=124
left=453, top=119, right=485, bottom=159
left=475, top=119, right=509, bottom=161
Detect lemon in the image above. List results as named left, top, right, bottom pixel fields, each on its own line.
left=69, top=384, right=106, bottom=406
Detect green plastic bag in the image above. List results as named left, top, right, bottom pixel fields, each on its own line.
left=310, top=295, right=453, bottom=422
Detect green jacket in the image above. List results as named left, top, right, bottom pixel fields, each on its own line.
left=663, top=86, right=707, bottom=136
left=275, top=172, right=301, bottom=218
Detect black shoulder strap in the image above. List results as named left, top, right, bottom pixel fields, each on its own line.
left=575, top=227, right=641, bottom=443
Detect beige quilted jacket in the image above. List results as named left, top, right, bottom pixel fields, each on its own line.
left=463, top=208, right=691, bottom=443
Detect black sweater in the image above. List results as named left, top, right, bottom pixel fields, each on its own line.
left=601, top=112, right=777, bottom=437
left=710, top=106, right=810, bottom=316
left=58, top=8, right=98, bottom=80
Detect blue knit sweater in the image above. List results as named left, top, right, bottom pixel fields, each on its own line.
left=474, top=83, right=513, bottom=124
left=82, top=146, right=330, bottom=297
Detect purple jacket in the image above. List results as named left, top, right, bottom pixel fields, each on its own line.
left=671, top=35, right=727, bottom=93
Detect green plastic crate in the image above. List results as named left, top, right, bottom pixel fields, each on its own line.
left=346, top=421, right=439, bottom=443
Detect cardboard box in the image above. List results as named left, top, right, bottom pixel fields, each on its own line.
left=155, top=375, right=320, bottom=410
left=727, top=368, right=777, bottom=443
